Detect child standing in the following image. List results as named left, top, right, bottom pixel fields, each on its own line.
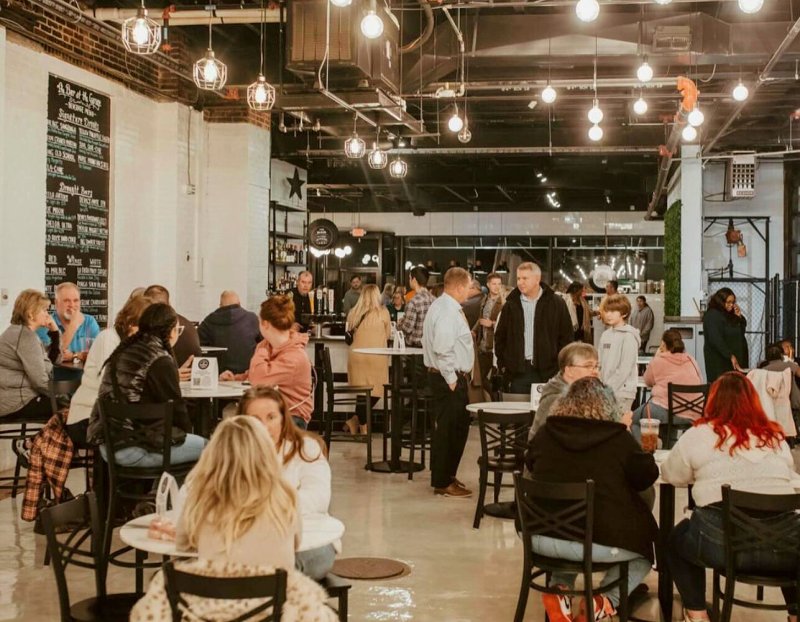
left=599, top=294, right=641, bottom=412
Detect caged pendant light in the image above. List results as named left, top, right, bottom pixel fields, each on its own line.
left=193, top=18, right=227, bottom=90
left=121, top=0, right=161, bottom=55
left=344, top=115, right=366, bottom=158
left=389, top=157, right=408, bottom=178
left=247, top=1, right=276, bottom=111
left=368, top=127, right=388, bottom=169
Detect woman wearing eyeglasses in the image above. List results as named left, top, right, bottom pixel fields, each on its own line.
left=630, top=329, right=704, bottom=441
left=703, top=287, right=748, bottom=383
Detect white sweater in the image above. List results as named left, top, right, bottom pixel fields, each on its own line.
left=68, top=328, right=120, bottom=424
left=661, top=424, right=800, bottom=507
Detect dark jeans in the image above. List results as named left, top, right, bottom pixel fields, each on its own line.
left=666, top=505, right=799, bottom=613
left=66, top=419, right=90, bottom=447
left=509, top=366, right=549, bottom=394
left=477, top=351, right=495, bottom=398
left=429, top=372, right=470, bottom=489
left=4, top=395, right=52, bottom=421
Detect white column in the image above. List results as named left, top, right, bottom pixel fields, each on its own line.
left=680, top=144, right=703, bottom=317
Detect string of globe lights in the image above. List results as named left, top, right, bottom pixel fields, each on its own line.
left=576, top=0, right=763, bottom=22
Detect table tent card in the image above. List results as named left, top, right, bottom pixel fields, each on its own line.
left=191, top=356, right=219, bottom=390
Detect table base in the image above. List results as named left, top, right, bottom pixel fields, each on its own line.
left=367, top=460, right=425, bottom=474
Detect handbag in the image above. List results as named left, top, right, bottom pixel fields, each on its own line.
left=344, top=314, right=365, bottom=346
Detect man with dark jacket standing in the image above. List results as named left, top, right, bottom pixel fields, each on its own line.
left=199, top=290, right=261, bottom=374
left=494, top=261, right=573, bottom=393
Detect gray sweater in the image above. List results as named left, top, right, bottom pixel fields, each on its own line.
left=0, top=325, right=54, bottom=416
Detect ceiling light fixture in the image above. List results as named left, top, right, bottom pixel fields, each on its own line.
left=732, top=80, right=749, bottom=101
left=687, top=105, right=705, bottom=127
left=654, top=0, right=672, bottom=5
left=389, top=157, right=408, bottom=179
left=367, top=127, right=387, bottom=169
left=633, top=95, right=648, bottom=115
left=360, top=0, right=384, bottom=39
left=458, top=126, right=472, bottom=143
left=121, top=0, right=161, bottom=55
left=193, top=18, right=227, bottom=90
left=575, top=0, right=600, bottom=22
left=247, top=1, right=276, bottom=111
left=637, top=58, right=654, bottom=83
left=682, top=124, right=698, bottom=142
left=541, top=85, right=557, bottom=104
left=330, top=0, right=352, bottom=6
left=588, top=100, right=604, bottom=124
left=447, top=104, right=464, bottom=132
left=344, top=115, right=365, bottom=158
left=738, top=0, right=764, bottom=13
left=588, top=124, right=603, bottom=141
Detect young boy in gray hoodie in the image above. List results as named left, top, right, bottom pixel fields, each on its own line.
left=598, top=294, right=641, bottom=411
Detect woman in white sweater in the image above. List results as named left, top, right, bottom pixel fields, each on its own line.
left=662, top=372, right=800, bottom=622
left=239, top=386, right=337, bottom=580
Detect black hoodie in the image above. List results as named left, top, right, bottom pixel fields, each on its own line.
left=198, top=304, right=261, bottom=374
left=526, top=417, right=659, bottom=561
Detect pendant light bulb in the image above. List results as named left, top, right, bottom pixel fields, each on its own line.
left=541, top=84, right=557, bottom=104
left=121, top=4, right=161, bottom=55
left=457, top=127, right=472, bottom=143
left=448, top=113, right=464, bottom=133
left=330, top=0, right=352, bottom=6
left=368, top=144, right=388, bottom=169
left=575, top=0, right=600, bottom=22
left=637, top=60, right=654, bottom=83
left=247, top=75, right=276, bottom=111
left=588, top=100, right=604, bottom=124
left=633, top=96, right=648, bottom=116
left=732, top=81, right=749, bottom=101
left=687, top=106, right=705, bottom=127
left=588, top=124, right=603, bottom=142
left=193, top=49, right=227, bottom=90
left=682, top=124, right=698, bottom=142
left=738, top=0, right=764, bottom=13
left=203, top=61, right=218, bottom=83
left=360, top=10, right=384, bottom=38
left=132, top=18, right=150, bottom=45
left=654, top=0, right=672, bottom=5
left=389, top=158, right=408, bottom=179
left=344, top=132, right=366, bottom=158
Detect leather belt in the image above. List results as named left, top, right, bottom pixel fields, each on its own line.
left=428, top=367, right=470, bottom=378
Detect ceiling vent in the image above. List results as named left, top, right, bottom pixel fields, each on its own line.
left=652, top=26, right=692, bottom=53
left=725, top=152, right=757, bottom=199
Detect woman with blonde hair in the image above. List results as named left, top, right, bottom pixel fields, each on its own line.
left=345, top=284, right=391, bottom=434
left=178, top=415, right=300, bottom=568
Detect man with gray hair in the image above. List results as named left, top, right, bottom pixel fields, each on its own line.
left=494, top=261, right=573, bottom=393
left=37, top=282, right=100, bottom=362
left=461, top=278, right=484, bottom=328
left=198, top=290, right=261, bottom=374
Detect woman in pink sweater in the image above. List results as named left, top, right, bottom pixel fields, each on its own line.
left=631, top=329, right=703, bottom=441
left=221, top=296, right=313, bottom=428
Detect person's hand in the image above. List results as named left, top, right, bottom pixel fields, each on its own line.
left=479, top=318, right=493, bottom=327
left=621, top=410, right=633, bottom=430
left=45, top=317, right=58, bottom=332
left=219, top=370, right=235, bottom=381
left=76, top=350, right=89, bottom=363
left=733, top=303, right=742, bottom=317
left=448, top=381, right=457, bottom=391
left=61, top=349, right=75, bottom=362
left=731, top=355, right=742, bottom=371
left=178, top=355, right=194, bottom=381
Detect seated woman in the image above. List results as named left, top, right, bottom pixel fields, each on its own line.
left=662, top=372, right=800, bottom=622
left=221, top=296, right=313, bottom=429
left=386, top=290, right=405, bottom=322
left=0, top=289, right=60, bottom=421
left=526, top=377, right=658, bottom=622
left=87, top=303, right=206, bottom=467
left=67, top=294, right=152, bottom=446
left=346, top=284, right=391, bottom=435
left=238, top=386, right=338, bottom=580
left=631, top=329, right=704, bottom=441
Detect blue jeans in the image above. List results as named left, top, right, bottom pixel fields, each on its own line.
left=296, top=544, right=336, bottom=580
left=666, top=506, right=799, bottom=613
left=631, top=402, right=668, bottom=441
left=531, top=535, right=652, bottom=607
left=99, top=433, right=207, bottom=467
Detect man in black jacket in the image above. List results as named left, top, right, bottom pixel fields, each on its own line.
left=198, top=290, right=261, bottom=374
left=494, top=261, right=573, bottom=393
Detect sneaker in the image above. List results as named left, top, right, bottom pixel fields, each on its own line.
left=542, top=587, right=573, bottom=622
left=574, top=596, right=616, bottom=622
left=433, top=483, right=473, bottom=498
left=12, top=438, right=31, bottom=469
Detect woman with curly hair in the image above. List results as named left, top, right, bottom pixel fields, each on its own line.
left=525, top=377, right=658, bottom=622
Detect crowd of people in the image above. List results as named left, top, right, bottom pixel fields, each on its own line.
left=1, top=265, right=800, bottom=622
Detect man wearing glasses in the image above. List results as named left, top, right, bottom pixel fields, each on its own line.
left=529, top=343, right=601, bottom=439
left=36, top=282, right=100, bottom=363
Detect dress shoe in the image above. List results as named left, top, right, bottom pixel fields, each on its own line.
left=453, top=477, right=467, bottom=489
left=434, top=483, right=473, bottom=498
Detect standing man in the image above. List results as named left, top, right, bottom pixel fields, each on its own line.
left=605, top=280, right=619, bottom=296
left=341, top=275, right=363, bottom=317
left=198, top=290, right=261, bottom=374
left=143, top=284, right=202, bottom=369
left=288, top=271, right=314, bottom=332
left=630, top=295, right=655, bottom=354
left=461, top=279, right=484, bottom=328
left=37, top=282, right=100, bottom=362
left=473, top=273, right=505, bottom=396
left=396, top=266, right=434, bottom=347
left=494, top=262, right=573, bottom=393
left=423, top=267, right=474, bottom=498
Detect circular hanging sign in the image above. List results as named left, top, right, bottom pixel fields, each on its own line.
left=308, top=218, right=339, bottom=250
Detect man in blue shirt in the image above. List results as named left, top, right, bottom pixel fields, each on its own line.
left=37, top=282, right=100, bottom=362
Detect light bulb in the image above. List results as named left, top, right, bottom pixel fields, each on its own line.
left=203, top=61, right=219, bottom=83
left=588, top=124, right=603, bottom=141
left=633, top=97, right=648, bottom=115
left=654, top=0, right=672, bottom=4
left=389, top=158, right=408, bottom=178
left=588, top=102, right=603, bottom=124
left=575, top=0, right=600, bottom=22
left=682, top=124, right=698, bottom=142
left=334, top=248, right=346, bottom=258
left=738, top=0, right=763, bottom=13
left=687, top=106, right=705, bottom=127
left=344, top=134, right=365, bottom=158
left=344, top=245, right=353, bottom=255
left=360, top=10, right=384, bottom=38
left=637, top=61, right=654, bottom=83
left=330, top=0, right=352, bottom=6
left=732, top=81, right=749, bottom=101
left=132, top=18, right=150, bottom=45
left=368, top=146, right=387, bottom=169
left=254, top=84, right=268, bottom=104
left=457, top=127, right=472, bottom=143
left=448, top=113, right=464, bottom=133
left=541, top=85, right=557, bottom=104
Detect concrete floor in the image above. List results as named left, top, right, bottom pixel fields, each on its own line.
left=0, top=428, right=793, bottom=621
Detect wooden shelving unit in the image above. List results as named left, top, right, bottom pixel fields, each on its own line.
left=269, top=201, right=308, bottom=292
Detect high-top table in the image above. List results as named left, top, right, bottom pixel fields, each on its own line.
left=180, top=380, right=248, bottom=436
left=352, top=347, right=424, bottom=474
left=466, top=401, right=533, bottom=416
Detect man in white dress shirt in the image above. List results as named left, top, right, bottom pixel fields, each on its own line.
left=423, top=267, right=475, bottom=498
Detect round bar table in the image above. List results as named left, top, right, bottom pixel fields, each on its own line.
left=351, top=347, right=425, bottom=474
left=180, top=380, right=248, bottom=437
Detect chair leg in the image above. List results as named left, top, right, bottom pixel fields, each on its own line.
left=135, top=549, right=146, bottom=595
left=720, top=574, right=735, bottom=622
left=514, top=566, right=531, bottom=622
left=492, top=471, right=502, bottom=504
left=617, top=562, right=629, bottom=622
left=324, top=401, right=333, bottom=450
left=382, top=387, right=390, bottom=462
left=366, top=395, right=373, bottom=471
left=712, top=571, right=721, bottom=622
left=12, top=423, right=28, bottom=498
left=337, top=590, right=348, bottom=622
left=408, top=394, right=417, bottom=481
left=756, top=585, right=764, bottom=601
left=420, top=400, right=428, bottom=469
left=472, top=462, right=487, bottom=529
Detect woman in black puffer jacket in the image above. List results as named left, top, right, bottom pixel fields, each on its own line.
left=88, top=303, right=206, bottom=467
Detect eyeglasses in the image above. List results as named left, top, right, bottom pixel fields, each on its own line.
left=176, top=325, right=185, bottom=337
left=569, top=362, right=601, bottom=371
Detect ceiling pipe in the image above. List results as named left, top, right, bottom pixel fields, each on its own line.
left=440, top=7, right=467, bottom=97
left=703, top=14, right=800, bottom=155
left=400, top=0, right=434, bottom=55
left=644, top=76, right=697, bottom=220
left=87, top=7, right=281, bottom=25
left=295, top=146, right=658, bottom=156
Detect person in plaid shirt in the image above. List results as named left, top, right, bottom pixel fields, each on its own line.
left=396, top=266, right=434, bottom=347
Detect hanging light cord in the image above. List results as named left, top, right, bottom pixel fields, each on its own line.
left=207, top=14, right=213, bottom=50
left=259, top=0, right=265, bottom=75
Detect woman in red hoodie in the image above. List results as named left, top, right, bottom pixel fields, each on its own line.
left=221, top=296, right=313, bottom=428
left=631, top=329, right=703, bottom=441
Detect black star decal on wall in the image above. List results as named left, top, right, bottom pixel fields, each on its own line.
left=287, top=168, right=306, bottom=200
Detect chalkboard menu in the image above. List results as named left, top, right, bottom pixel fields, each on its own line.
left=45, top=75, right=111, bottom=326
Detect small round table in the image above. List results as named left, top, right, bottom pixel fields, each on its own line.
left=351, top=347, right=425, bottom=474
left=180, top=381, right=248, bottom=436
left=466, top=401, right=533, bottom=415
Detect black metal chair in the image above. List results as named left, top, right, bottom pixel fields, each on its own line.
left=712, top=484, right=800, bottom=622
left=0, top=393, right=56, bottom=497
left=40, top=492, right=139, bottom=622
left=98, top=398, right=198, bottom=594
left=319, top=573, right=352, bottom=622
left=663, top=383, right=710, bottom=449
left=163, top=559, right=287, bottom=622
left=473, top=410, right=532, bottom=529
left=513, top=474, right=631, bottom=622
